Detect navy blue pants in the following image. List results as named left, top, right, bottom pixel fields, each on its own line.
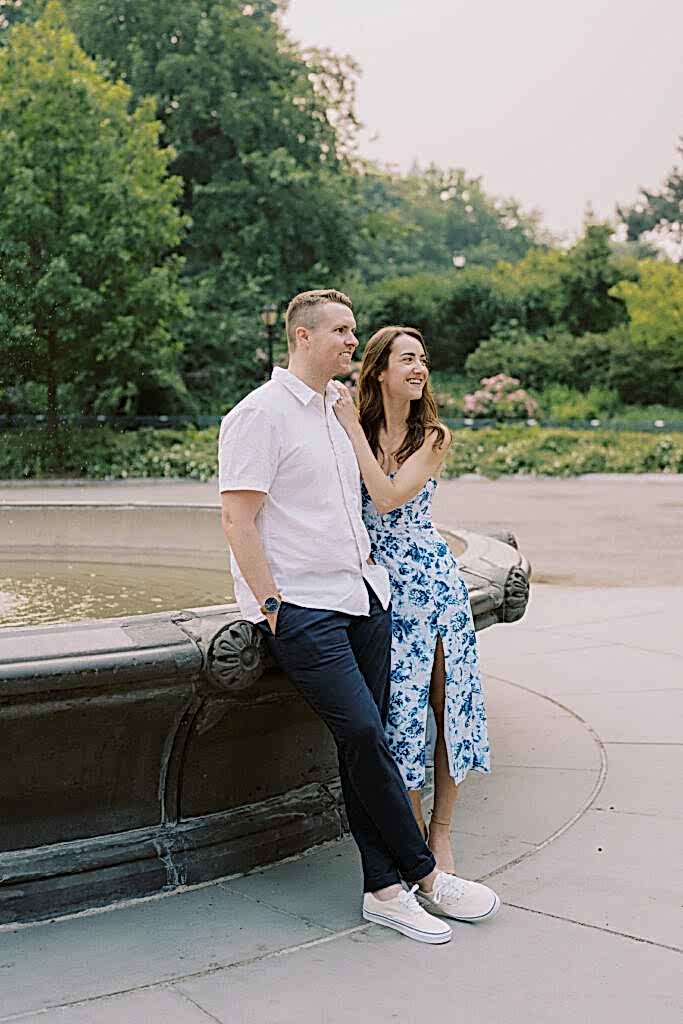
left=257, top=585, right=436, bottom=892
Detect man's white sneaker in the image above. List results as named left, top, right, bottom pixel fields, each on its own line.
left=417, top=870, right=500, bottom=922
left=363, top=885, right=452, bottom=944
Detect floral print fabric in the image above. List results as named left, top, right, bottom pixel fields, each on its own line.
left=362, top=476, right=491, bottom=790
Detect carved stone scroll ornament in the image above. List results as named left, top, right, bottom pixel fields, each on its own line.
left=206, top=620, right=267, bottom=694
left=192, top=620, right=269, bottom=735
left=503, top=565, right=530, bottom=623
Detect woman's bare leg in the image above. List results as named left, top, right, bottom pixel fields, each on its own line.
left=408, top=789, right=427, bottom=838
left=428, top=634, right=459, bottom=873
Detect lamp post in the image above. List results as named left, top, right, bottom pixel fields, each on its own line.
left=260, top=303, right=278, bottom=380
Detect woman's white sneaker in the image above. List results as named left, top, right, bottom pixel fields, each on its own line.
left=417, top=870, right=500, bottom=921
left=363, top=884, right=452, bottom=944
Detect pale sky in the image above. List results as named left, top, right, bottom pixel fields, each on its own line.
left=284, top=0, right=683, bottom=240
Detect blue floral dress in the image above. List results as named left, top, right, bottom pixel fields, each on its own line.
left=362, top=476, right=491, bottom=790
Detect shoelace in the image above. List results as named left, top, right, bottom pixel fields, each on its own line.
left=431, top=873, right=467, bottom=905
left=397, top=884, right=423, bottom=914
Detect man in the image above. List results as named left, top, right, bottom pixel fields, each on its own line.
left=219, top=289, right=499, bottom=943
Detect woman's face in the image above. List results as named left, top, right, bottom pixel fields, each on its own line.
left=377, top=334, right=429, bottom=401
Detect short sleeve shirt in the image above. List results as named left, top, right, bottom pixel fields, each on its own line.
left=218, top=367, right=391, bottom=622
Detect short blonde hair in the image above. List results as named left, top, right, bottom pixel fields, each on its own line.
left=285, top=289, right=353, bottom=349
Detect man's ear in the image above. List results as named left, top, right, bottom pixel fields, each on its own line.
left=295, top=325, right=310, bottom=349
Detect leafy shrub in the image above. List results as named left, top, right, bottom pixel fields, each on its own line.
left=444, top=426, right=683, bottom=477
left=463, top=374, right=538, bottom=419
left=0, top=427, right=220, bottom=481
left=464, top=326, right=616, bottom=392
left=358, top=269, right=516, bottom=371
left=534, top=384, right=621, bottom=421
left=465, top=319, right=683, bottom=409
left=605, top=321, right=683, bottom=407
left=429, top=371, right=476, bottom=415
left=2, top=423, right=682, bottom=483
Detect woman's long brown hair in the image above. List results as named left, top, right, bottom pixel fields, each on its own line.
left=357, top=326, right=448, bottom=467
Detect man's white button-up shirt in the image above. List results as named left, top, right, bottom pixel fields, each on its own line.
left=218, top=367, right=391, bottom=623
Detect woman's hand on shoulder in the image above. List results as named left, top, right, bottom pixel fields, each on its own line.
left=332, top=382, right=360, bottom=434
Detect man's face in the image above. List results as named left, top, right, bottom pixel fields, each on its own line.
left=303, top=303, right=358, bottom=379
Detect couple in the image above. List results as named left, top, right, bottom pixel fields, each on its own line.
left=219, top=289, right=496, bottom=945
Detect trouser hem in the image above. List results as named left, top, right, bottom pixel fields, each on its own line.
left=402, top=852, right=437, bottom=886
left=363, top=871, right=402, bottom=894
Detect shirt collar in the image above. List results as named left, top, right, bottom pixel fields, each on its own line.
left=272, top=366, right=340, bottom=406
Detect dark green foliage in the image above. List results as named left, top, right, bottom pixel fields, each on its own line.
left=2, top=0, right=363, bottom=414
left=357, top=269, right=514, bottom=370
left=465, top=322, right=683, bottom=410
left=0, top=3, right=189, bottom=429
left=3, top=424, right=681, bottom=481
left=556, top=225, right=632, bottom=334
left=444, top=426, right=683, bottom=477
left=353, top=165, right=541, bottom=282
left=464, top=327, right=617, bottom=393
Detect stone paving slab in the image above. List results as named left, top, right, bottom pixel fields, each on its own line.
left=8, top=988, right=215, bottom=1024
left=542, top=689, right=683, bottom=744
left=223, top=842, right=365, bottom=934
left=486, top=704, right=601, bottom=771
left=175, top=907, right=683, bottom=1024
left=479, top=584, right=680, bottom=633
left=453, top=765, right=599, bottom=846
left=483, top=643, right=683, bottom=695
left=222, top=832, right=538, bottom=936
left=495, top=809, right=683, bottom=950
left=0, top=885, right=327, bottom=1019
left=557, top=615, right=683, bottom=658
left=594, top=744, right=683, bottom=821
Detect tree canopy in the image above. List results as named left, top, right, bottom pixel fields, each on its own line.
left=619, top=139, right=683, bottom=261
left=0, top=2, right=188, bottom=425
left=353, top=164, right=542, bottom=283
left=2, top=1, right=679, bottom=421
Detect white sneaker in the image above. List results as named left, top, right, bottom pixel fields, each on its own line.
left=363, top=884, right=453, bottom=944
left=417, top=870, right=500, bottom=922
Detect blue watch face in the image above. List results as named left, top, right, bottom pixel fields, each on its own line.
left=263, top=597, right=280, bottom=613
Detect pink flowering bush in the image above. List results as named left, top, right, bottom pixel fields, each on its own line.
left=463, top=374, right=539, bottom=420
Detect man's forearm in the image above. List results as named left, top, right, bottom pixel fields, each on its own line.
left=224, top=522, right=278, bottom=606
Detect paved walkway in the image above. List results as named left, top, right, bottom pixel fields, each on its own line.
left=1, top=479, right=682, bottom=1022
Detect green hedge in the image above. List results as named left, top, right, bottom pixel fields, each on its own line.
left=445, top=426, right=683, bottom=477
left=2, top=425, right=682, bottom=482
left=1, top=427, right=220, bottom=482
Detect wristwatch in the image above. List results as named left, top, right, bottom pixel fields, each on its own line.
left=260, top=592, right=283, bottom=616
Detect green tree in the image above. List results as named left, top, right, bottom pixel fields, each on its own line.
left=491, top=249, right=567, bottom=333
left=609, top=261, right=683, bottom=404
left=353, top=164, right=542, bottom=283
left=618, top=138, right=683, bottom=260
left=0, top=2, right=188, bottom=432
left=358, top=268, right=515, bottom=370
left=557, top=224, right=631, bottom=335
left=21, top=1, right=363, bottom=410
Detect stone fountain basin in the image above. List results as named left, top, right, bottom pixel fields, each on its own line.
left=0, top=503, right=530, bottom=925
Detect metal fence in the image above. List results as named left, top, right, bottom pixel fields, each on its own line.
left=2, top=414, right=683, bottom=433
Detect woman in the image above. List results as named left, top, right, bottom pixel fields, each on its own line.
left=333, top=326, right=491, bottom=875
